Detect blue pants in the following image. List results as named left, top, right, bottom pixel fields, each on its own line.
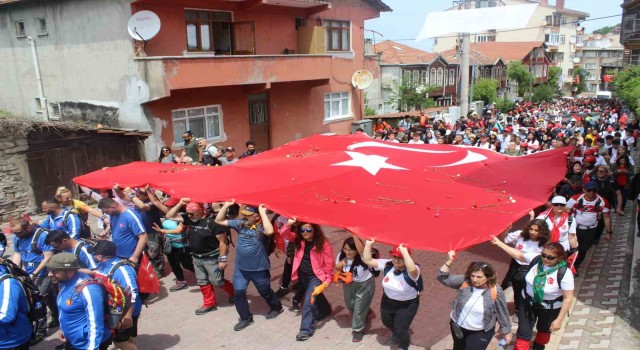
left=299, top=273, right=331, bottom=334
left=232, top=267, right=282, bottom=320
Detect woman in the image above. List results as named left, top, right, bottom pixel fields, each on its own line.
left=437, top=251, right=512, bottom=350
left=159, top=146, right=180, bottom=164
left=152, top=219, right=195, bottom=292
left=504, top=142, right=523, bottom=156
left=563, top=161, right=583, bottom=183
left=490, top=241, right=574, bottom=350
left=55, top=186, right=103, bottom=237
left=425, top=131, right=437, bottom=144
left=499, top=220, right=550, bottom=322
left=362, top=240, right=421, bottom=350
left=334, top=235, right=376, bottom=342
left=290, top=221, right=334, bottom=341
left=612, top=154, right=634, bottom=210
left=526, top=132, right=540, bottom=154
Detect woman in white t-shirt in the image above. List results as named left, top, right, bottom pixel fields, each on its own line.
left=334, top=236, right=376, bottom=343
left=362, top=240, right=421, bottom=350
left=490, top=241, right=574, bottom=350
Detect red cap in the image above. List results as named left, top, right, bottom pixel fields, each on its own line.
left=520, top=142, right=528, bottom=148
left=185, top=202, right=204, bottom=213
left=557, top=133, right=564, bottom=138
left=584, top=148, right=594, bottom=155
left=164, top=197, right=180, bottom=207
left=607, top=126, right=614, bottom=132
left=506, top=126, right=513, bottom=132
left=491, top=127, right=498, bottom=132
left=390, top=245, right=411, bottom=258
left=585, top=156, right=596, bottom=163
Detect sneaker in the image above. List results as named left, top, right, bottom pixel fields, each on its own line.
left=170, top=281, right=188, bottom=292
left=275, top=286, right=289, bottom=298
left=195, top=305, right=218, bottom=315
left=228, top=296, right=235, bottom=304
left=48, top=318, right=60, bottom=328
left=266, top=307, right=284, bottom=319
left=511, top=315, right=519, bottom=323
left=234, top=317, right=254, bottom=331
left=29, top=333, right=45, bottom=346
left=388, top=333, right=399, bottom=345
left=291, top=301, right=301, bottom=312
left=352, top=331, right=364, bottom=342
left=296, top=331, right=314, bottom=341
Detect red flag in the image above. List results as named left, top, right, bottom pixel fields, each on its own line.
left=74, top=134, right=568, bottom=252
left=137, top=253, right=160, bottom=294
left=566, top=251, right=578, bottom=275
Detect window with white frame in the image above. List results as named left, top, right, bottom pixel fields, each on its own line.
left=36, top=18, right=47, bottom=35
left=430, top=68, right=436, bottom=86
left=15, top=20, right=25, bottom=37
left=449, top=69, right=455, bottom=86
left=584, top=63, right=597, bottom=69
left=172, top=105, right=223, bottom=145
left=437, top=68, right=444, bottom=86
left=421, top=70, right=428, bottom=85
left=324, top=92, right=350, bottom=121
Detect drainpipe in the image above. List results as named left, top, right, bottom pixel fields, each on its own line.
left=27, top=36, right=49, bottom=122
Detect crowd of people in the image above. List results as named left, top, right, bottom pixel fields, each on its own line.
left=0, top=97, right=637, bottom=350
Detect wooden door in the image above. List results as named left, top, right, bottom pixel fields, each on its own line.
left=248, top=93, right=270, bottom=152
left=232, top=21, right=255, bottom=55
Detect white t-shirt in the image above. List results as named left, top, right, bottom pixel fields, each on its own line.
left=453, top=287, right=485, bottom=331
left=504, top=230, right=544, bottom=265
left=536, top=211, right=577, bottom=251
left=376, top=259, right=420, bottom=301
left=408, top=140, right=425, bottom=145
left=335, top=255, right=372, bottom=283
left=523, top=253, right=574, bottom=307
left=566, top=194, right=610, bottom=228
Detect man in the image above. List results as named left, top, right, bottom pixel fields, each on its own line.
left=0, top=262, right=32, bottom=350
left=47, top=253, right=111, bottom=350
left=216, top=202, right=283, bottom=331
left=537, top=196, right=578, bottom=253
left=10, top=218, right=56, bottom=341
left=385, top=131, right=400, bottom=143
left=166, top=199, right=234, bottom=315
left=198, top=139, right=222, bottom=166
left=566, top=181, right=612, bottom=270
left=93, top=241, right=140, bottom=350
left=180, top=131, right=200, bottom=163
left=588, top=165, right=623, bottom=243
left=397, top=115, right=412, bottom=130
left=220, top=147, right=239, bottom=166
left=45, top=230, right=98, bottom=270
left=40, top=199, right=81, bottom=240
left=97, top=198, right=148, bottom=264
left=239, top=140, right=259, bottom=159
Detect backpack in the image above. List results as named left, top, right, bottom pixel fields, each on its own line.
left=63, top=210, right=91, bottom=239
left=345, top=247, right=381, bottom=278
left=383, top=261, right=423, bottom=292
left=525, top=255, right=567, bottom=291
left=72, top=239, right=98, bottom=258
left=459, top=281, right=497, bottom=301
left=0, top=258, right=47, bottom=339
left=29, top=228, right=47, bottom=255
left=74, top=276, right=132, bottom=332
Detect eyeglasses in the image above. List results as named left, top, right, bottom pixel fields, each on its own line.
left=186, top=212, right=198, bottom=216
left=300, top=228, right=313, bottom=233
left=162, top=149, right=170, bottom=152
left=552, top=203, right=565, bottom=207
left=540, top=253, right=558, bottom=260
left=586, top=189, right=597, bottom=193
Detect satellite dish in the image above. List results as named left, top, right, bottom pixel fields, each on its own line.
left=351, top=70, right=374, bottom=89
left=573, top=57, right=581, bottom=64
left=128, top=11, right=161, bottom=41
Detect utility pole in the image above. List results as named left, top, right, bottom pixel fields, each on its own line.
left=460, top=33, right=470, bottom=117
left=27, top=36, right=49, bottom=122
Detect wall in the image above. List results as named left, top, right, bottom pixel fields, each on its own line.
left=0, top=128, right=36, bottom=221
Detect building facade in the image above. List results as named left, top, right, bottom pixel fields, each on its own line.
left=621, top=0, right=640, bottom=66
left=577, top=32, right=624, bottom=95
left=0, top=0, right=390, bottom=159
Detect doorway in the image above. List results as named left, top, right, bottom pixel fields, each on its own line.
left=248, top=93, right=270, bottom=152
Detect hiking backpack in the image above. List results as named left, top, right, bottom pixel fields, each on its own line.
left=74, top=274, right=132, bottom=332
left=526, top=255, right=567, bottom=291
left=63, top=210, right=91, bottom=239
left=383, top=261, right=423, bottom=292
left=459, top=281, right=497, bottom=301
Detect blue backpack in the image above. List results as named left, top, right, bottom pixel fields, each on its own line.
left=383, top=261, right=423, bottom=292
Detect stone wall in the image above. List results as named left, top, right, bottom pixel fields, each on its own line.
left=0, top=130, right=36, bottom=222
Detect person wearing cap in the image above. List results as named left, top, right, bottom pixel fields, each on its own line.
left=536, top=197, right=578, bottom=253
left=179, top=131, right=199, bottom=164
left=39, top=199, right=82, bottom=240
left=166, top=198, right=234, bottom=314
left=220, top=146, right=239, bottom=166
left=47, top=253, right=111, bottom=350
left=97, top=198, right=147, bottom=265
left=566, top=181, right=612, bottom=270
left=0, top=262, right=33, bottom=350
left=45, top=230, right=98, bottom=270
left=438, top=251, right=512, bottom=350
left=216, top=200, right=283, bottom=331
left=93, top=241, right=141, bottom=350
left=362, top=240, right=422, bottom=350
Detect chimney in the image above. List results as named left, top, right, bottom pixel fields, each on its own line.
left=540, top=0, right=548, bottom=6
left=556, top=0, right=565, bottom=10
left=364, top=39, right=373, bottom=55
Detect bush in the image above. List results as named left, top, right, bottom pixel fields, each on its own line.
left=472, top=79, right=499, bottom=106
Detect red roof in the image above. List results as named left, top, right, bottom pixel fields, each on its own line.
left=373, top=40, right=438, bottom=65
left=440, top=41, right=545, bottom=65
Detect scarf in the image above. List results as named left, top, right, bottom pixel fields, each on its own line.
left=547, top=210, right=568, bottom=243
left=533, top=259, right=566, bottom=304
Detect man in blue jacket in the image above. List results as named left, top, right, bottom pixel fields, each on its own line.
left=93, top=240, right=141, bottom=350
left=47, top=253, right=111, bottom=350
left=0, top=264, right=32, bottom=350
left=40, top=199, right=82, bottom=240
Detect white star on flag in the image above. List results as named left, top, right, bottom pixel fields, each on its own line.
left=332, top=151, right=408, bottom=176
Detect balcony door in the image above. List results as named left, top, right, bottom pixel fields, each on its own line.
left=248, top=93, right=270, bottom=151
left=233, top=21, right=256, bottom=55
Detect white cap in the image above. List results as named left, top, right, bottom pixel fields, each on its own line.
left=551, top=196, right=567, bottom=205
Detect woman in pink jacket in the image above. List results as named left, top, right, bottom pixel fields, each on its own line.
left=290, top=219, right=335, bottom=341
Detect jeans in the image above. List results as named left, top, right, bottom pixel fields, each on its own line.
left=450, top=321, right=495, bottom=350
left=299, top=272, right=331, bottom=334
left=233, top=267, right=282, bottom=320
left=380, top=294, right=419, bottom=350
left=166, top=246, right=194, bottom=281
left=343, top=277, right=375, bottom=332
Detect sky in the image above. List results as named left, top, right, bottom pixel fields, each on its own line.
left=365, top=0, right=624, bottom=52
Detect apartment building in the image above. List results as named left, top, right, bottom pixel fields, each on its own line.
left=577, top=32, right=624, bottom=95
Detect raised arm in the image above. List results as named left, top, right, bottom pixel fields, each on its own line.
left=145, top=186, right=170, bottom=214
left=259, top=204, right=274, bottom=235
left=490, top=235, right=525, bottom=262
left=361, top=239, right=379, bottom=269
left=398, top=243, right=418, bottom=279
left=166, top=198, right=189, bottom=222
left=215, top=200, right=235, bottom=227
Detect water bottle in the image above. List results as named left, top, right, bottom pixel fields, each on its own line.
left=497, top=337, right=507, bottom=349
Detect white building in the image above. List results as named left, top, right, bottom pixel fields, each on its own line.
left=577, top=30, right=624, bottom=95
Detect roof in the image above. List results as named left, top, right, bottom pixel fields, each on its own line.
left=365, top=107, right=449, bottom=120
left=443, top=0, right=588, bottom=19
left=373, top=41, right=438, bottom=65
left=440, top=41, right=545, bottom=65
left=365, top=0, right=392, bottom=12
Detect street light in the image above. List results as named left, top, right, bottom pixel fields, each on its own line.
left=26, top=36, right=49, bottom=122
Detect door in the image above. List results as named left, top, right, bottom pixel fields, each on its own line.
left=232, top=21, right=255, bottom=55
left=248, top=93, right=270, bottom=152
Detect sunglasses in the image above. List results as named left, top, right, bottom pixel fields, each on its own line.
left=162, top=149, right=170, bottom=152
left=540, top=253, right=557, bottom=260
left=586, top=189, right=597, bottom=193
left=552, top=203, right=565, bottom=207
left=471, top=262, right=488, bottom=269
left=300, top=228, right=313, bottom=233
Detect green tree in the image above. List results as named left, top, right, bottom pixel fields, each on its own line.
left=613, top=65, right=640, bottom=115
left=546, top=66, right=563, bottom=97
left=593, top=25, right=618, bottom=35
left=391, top=78, right=436, bottom=112
left=572, top=68, right=588, bottom=96
left=507, top=61, right=533, bottom=97
left=532, top=84, right=556, bottom=103
left=495, top=97, right=515, bottom=113
left=472, top=79, right=498, bottom=105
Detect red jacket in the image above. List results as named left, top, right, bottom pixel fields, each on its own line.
left=291, top=240, right=335, bottom=284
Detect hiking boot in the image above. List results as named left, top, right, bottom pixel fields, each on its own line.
left=29, top=333, right=45, bottom=346
left=195, top=304, right=217, bottom=315
left=170, top=281, right=188, bottom=292
left=352, top=331, right=364, bottom=342
left=296, top=331, right=314, bottom=341
left=48, top=318, right=60, bottom=328
left=275, top=286, right=289, bottom=298
left=266, top=307, right=284, bottom=319
left=234, top=317, right=254, bottom=331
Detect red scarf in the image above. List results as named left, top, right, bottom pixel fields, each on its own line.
left=547, top=210, right=569, bottom=242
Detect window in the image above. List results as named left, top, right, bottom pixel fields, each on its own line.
left=631, top=49, right=640, bottom=65
left=562, top=17, right=567, bottom=25
left=559, top=35, right=566, bottom=44
left=15, top=20, right=25, bottom=37
left=443, top=69, right=448, bottom=86
left=430, top=68, right=436, bottom=86
left=295, top=17, right=306, bottom=30
left=543, top=65, right=547, bottom=77
left=172, top=105, right=223, bottom=145
left=412, top=70, right=420, bottom=84
left=568, top=69, right=574, bottom=77
left=584, top=63, right=597, bottom=69
left=36, top=18, right=47, bottom=35
left=324, top=92, right=350, bottom=121
left=323, top=20, right=350, bottom=51
left=421, top=70, right=428, bottom=85
left=449, top=69, right=455, bottom=86
left=437, top=68, right=444, bottom=86
left=545, top=31, right=561, bottom=45
left=185, top=10, right=232, bottom=52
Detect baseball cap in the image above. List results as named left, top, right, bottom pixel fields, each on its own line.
left=390, top=245, right=411, bottom=258
left=584, top=156, right=596, bottom=163
left=225, top=147, right=235, bottom=152
left=164, top=197, right=180, bottom=207
left=551, top=196, right=567, bottom=205
left=46, top=253, right=79, bottom=270
left=585, top=181, right=598, bottom=190
left=240, top=205, right=259, bottom=216
left=93, top=240, right=117, bottom=257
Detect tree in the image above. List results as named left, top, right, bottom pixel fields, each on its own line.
left=472, top=79, right=498, bottom=105
left=546, top=66, right=563, bottom=97
left=613, top=65, right=640, bottom=115
left=593, top=25, right=618, bottom=35
left=507, top=61, right=533, bottom=97
left=495, top=97, right=514, bottom=113
left=391, top=78, right=436, bottom=112
left=532, top=84, right=556, bottom=103
left=572, top=68, right=588, bottom=96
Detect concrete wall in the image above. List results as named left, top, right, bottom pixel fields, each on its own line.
left=0, top=128, right=36, bottom=221
left=0, top=0, right=161, bottom=159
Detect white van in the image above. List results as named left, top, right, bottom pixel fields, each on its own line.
left=596, top=91, right=612, bottom=99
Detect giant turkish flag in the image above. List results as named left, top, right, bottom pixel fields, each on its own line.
left=74, top=134, right=568, bottom=252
